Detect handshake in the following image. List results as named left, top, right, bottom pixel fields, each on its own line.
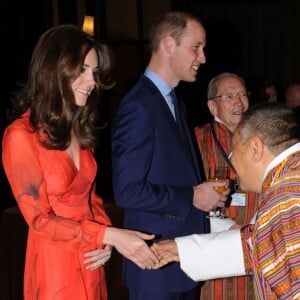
left=150, top=240, right=180, bottom=269
left=128, top=237, right=180, bottom=270
left=127, top=217, right=240, bottom=270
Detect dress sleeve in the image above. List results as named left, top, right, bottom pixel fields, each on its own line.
left=90, top=184, right=112, bottom=226
left=2, top=124, right=107, bottom=252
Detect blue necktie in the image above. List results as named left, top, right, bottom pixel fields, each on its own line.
left=170, top=90, right=186, bottom=139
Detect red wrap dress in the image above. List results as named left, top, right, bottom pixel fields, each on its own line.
left=2, top=112, right=112, bottom=300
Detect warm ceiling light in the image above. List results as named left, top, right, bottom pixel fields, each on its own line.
left=82, top=15, right=94, bottom=36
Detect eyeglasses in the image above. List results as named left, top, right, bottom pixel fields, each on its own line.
left=211, top=91, right=250, bottom=101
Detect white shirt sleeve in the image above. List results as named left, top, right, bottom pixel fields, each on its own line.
left=175, top=230, right=246, bottom=281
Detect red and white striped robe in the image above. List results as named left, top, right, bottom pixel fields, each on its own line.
left=242, top=150, right=300, bottom=299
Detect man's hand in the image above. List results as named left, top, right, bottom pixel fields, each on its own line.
left=193, top=180, right=230, bottom=212
left=150, top=240, right=179, bottom=269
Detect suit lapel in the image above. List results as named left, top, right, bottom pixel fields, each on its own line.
left=140, top=76, right=200, bottom=180
left=141, top=76, right=187, bottom=145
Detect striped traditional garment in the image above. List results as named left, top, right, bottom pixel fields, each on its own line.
left=194, top=120, right=259, bottom=300
left=241, top=151, right=300, bottom=299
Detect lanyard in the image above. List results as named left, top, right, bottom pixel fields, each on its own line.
left=211, top=120, right=237, bottom=174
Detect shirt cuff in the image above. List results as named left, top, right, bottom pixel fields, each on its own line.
left=210, top=216, right=236, bottom=232
left=175, top=230, right=246, bottom=281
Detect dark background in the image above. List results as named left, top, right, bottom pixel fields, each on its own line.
left=1, top=0, right=300, bottom=212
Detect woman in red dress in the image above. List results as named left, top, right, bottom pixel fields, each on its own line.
left=2, top=24, right=158, bottom=300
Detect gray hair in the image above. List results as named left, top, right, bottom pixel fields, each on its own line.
left=207, top=72, right=246, bottom=99
left=236, top=102, right=300, bottom=155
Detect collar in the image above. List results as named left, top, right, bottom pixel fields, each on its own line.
left=144, top=67, right=172, bottom=98
left=263, top=142, right=300, bottom=180
left=214, top=116, right=223, bottom=124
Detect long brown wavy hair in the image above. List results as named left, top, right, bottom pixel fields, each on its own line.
left=9, top=24, right=115, bottom=150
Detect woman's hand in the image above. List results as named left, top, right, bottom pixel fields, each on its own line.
left=84, top=244, right=112, bottom=271
left=103, top=227, right=159, bottom=269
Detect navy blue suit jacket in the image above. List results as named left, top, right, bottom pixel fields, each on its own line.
left=111, top=75, right=208, bottom=293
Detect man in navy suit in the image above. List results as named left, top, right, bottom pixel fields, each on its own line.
left=111, top=11, right=229, bottom=300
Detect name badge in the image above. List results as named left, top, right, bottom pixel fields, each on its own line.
left=231, top=192, right=246, bottom=206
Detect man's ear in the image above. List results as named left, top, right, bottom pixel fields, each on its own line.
left=249, top=136, right=264, bottom=162
left=163, top=35, right=175, bottom=54
left=207, top=99, right=217, bottom=116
